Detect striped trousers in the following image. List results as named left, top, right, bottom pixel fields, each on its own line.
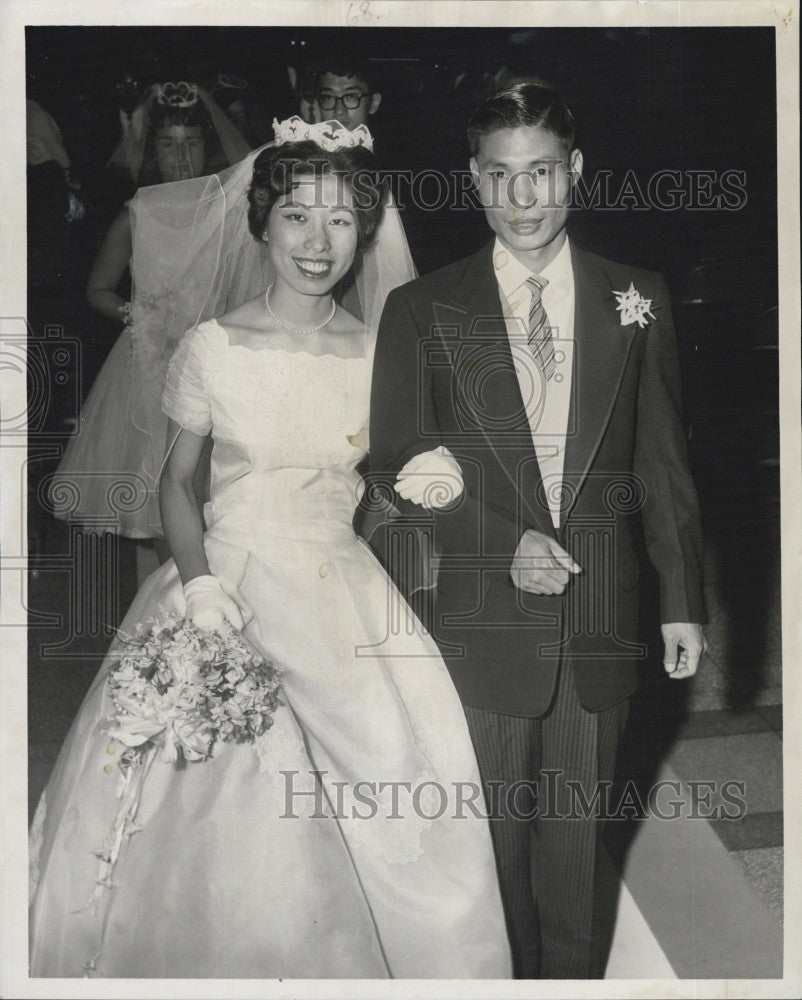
left=463, top=662, right=628, bottom=979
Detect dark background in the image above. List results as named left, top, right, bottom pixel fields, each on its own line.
left=26, top=25, right=777, bottom=273
left=27, top=27, right=780, bottom=839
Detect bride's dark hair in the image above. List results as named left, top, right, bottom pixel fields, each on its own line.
left=247, top=140, right=386, bottom=252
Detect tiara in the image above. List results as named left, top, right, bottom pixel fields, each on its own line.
left=271, top=115, right=373, bottom=152
left=156, top=82, right=199, bottom=108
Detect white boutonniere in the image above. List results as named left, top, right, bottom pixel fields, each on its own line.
left=612, top=282, right=656, bottom=329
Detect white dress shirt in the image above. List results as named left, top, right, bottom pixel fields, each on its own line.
left=492, top=236, right=575, bottom=529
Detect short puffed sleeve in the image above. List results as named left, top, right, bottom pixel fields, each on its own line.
left=161, top=325, right=213, bottom=435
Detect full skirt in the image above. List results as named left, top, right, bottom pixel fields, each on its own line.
left=29, top=530, right=511, bottom=979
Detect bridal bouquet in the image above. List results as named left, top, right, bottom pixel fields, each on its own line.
left=108, top=613, right=282, bottom=767
left=80, top=615, right=282, bottom=932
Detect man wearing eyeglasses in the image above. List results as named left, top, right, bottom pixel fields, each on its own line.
left=300, top=56, right=382, bottom=131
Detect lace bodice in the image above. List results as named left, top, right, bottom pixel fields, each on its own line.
left=162, top=320, right=373, bottom=547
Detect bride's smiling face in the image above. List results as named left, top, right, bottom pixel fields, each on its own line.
left=267, top=173, right=359, bottom=296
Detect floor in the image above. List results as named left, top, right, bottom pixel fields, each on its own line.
left=602, top=508, right=784, bottom=978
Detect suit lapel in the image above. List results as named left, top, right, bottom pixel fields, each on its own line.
left=560, top=245, right=639, bottom=527
left=435, top=242, right=554, bottom=536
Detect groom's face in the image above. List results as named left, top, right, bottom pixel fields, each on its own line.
left=470, top=124, right=582, bottom=271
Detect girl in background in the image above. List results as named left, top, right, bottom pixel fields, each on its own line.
left=50, top=83, right=250, bottom=540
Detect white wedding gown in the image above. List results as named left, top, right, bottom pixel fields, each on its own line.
left=29, top=319, right=512, bottom=979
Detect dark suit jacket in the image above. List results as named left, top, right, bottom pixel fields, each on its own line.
left=368, top=239, right=706, bottom=716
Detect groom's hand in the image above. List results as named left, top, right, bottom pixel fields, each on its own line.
left=510, top=530, right=581, bottom=595
left=662, top=623, right=707, bottom=679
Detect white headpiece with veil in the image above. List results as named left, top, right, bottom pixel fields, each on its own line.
left=125, top=116, right=416, bottom=533
left=109, top=81, right=252, bottom=183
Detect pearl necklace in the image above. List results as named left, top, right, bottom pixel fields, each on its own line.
left=264, top=284, right=336, bottom=335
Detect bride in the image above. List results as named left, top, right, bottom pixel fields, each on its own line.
left=29, top=118, right=512, bottom=980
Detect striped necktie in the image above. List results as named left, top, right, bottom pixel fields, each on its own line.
left=526, top=274, right=555, bottom=381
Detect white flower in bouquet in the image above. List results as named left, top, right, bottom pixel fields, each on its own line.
left=107, top=613, right=281, bottom=764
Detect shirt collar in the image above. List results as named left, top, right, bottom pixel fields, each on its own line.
left=492, top=236, right=573, bottom=301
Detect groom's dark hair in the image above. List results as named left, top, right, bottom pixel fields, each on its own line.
left=467, top=83, right=576, bottom=157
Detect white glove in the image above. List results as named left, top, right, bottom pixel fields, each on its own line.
left=395, top=446, right=464, bottom=509
left=182, top=575, right=244, bottom=630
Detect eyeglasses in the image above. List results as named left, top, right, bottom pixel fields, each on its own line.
left=316, top=92, right=371, bottom=111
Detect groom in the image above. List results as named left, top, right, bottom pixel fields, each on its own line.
left=368, top=84, right=707, bottom=978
